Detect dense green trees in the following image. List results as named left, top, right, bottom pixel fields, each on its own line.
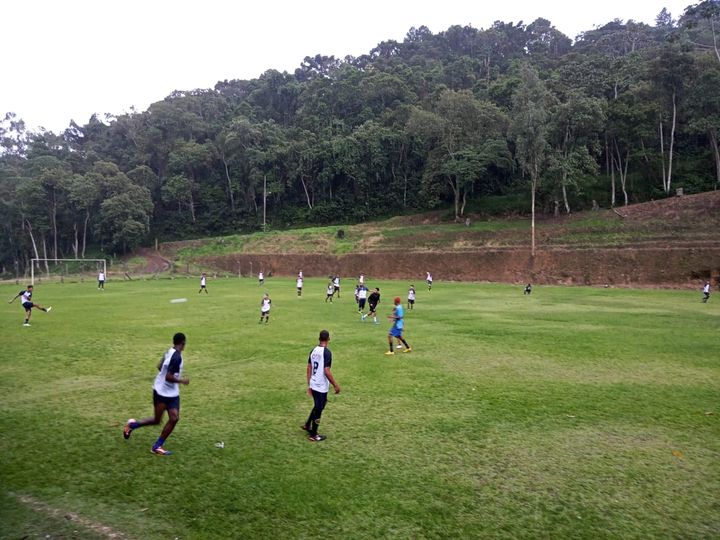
left=1, top=3, right=719, bottom=274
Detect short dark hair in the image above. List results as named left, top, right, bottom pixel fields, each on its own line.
left=319, top=329, right=330, bottom=342
left=173, top=332, right=186, bottom=345
left=27, top=284, right=33, bottom=289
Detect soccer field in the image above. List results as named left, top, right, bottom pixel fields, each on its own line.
left=1, top=278, right=718, bottom=539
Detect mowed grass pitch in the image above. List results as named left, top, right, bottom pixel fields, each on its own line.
left=0, top=278, right=718, bottom=539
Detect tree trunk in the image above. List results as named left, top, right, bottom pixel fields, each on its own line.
left=460, top=190, right=467, bottom=217
left=222, top=155, right=236, bottom=212
left=610, top=155, right=617, bottom=208
left=189, top=192, right=196, bottom=222
left=82, top=211, right=89, bottom=258
left=667, top=90, right=677, bottom=195
left=42, top=235, right=50, bottom=276
left=25, top=219, right=41, bottom=262
left=712, top=18, right=720, bottom=65
left=299, top=174, right=313, bottom=209
left=531, top=174, right=537, bottom=257
left=660, top=122, right=667, bottom=193
left=711, top=130, right=720, bottom=190
left=52, top=188, right=58, bottom=260
left=613, top=140, right=630, bottom=206
left=561, top=174, right=570, bottom=214
left=403, top=174, right=408, bottom=208
left=449, top=178, right=460, bottom=221
left=72, top=222, right=79, bottom=258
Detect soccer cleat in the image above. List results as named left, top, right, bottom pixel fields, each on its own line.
left=123, top=419, right=135, bottom=440
left=403, top=348, right=413, bottom=353
left=384, top=351, right=395, bottom=356
left=46, top=307, right=52, bottom=312
left=308, top=434, right=326, bottom=442
left=151, top=446, right=172, bottom=455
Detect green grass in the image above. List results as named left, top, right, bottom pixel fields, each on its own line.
left=1, top=279, right=719, bottom=539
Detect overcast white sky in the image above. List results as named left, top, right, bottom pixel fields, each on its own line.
left=2, top=0, right=691, bottom=132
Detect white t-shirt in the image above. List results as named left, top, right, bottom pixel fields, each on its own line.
left=98, top=272, right=105, bottom=281
left=297, top=278, right=303, bottom=288
left=333, top=277, right=340, bottom=287
left=261, top=298, right=271, bottom=312
left=259, top=272, right=264, bottom=280
left=408, top=288, right=416, bottom=300
left=427, top=273, right=433, bottom=282
left=200, top=276, right=206, bottom=286
left=327, top=284, right=334, bottom=295
left=704, top=284, right=711, bottom=293
left=298, top=271, right=303, bottom=279
left=359, top=275, right=365, bottom=284
left=358, top=287, right=368, bottom=299
left=308, top=345, right=333, bottom=393
left=153, top=347, right=183, bottom=398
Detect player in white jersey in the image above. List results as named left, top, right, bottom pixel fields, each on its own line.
left=259, top=293, right=272, bottom=323
left=359, top=274, right=365, bottom=285
left=198, top=272, right=208, bottom=294
left=407, top=285, right=416, bottom=310
left=98, top=271, right=106, bottom=290
left=301, top=330, right=340, bottom=442
left=426, top=272, right=433, bottom=291
left=123, top=332, right=190, bottom=455
left=258, top=271, right=264, bottom=286
left=524, top=283, right=532, bottom=295
left=357, top=284, right=368, bottom=315
left=325, top=281, right=334, bottom=302
left=333, top=275, right=341, bottom=298
left=297, top=276, right=303, bottom=297
left=8, top=285, right=51, bottom=327
left=298, top=270, right=303, bottom=279
left=702, top=282, right=711, bottom=303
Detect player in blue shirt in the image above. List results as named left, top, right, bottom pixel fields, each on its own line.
left=123, top=333, right=190, bottom=455
left=386, top=297, right=412, bottom=355
left=8, top=285, right=51, bottom=326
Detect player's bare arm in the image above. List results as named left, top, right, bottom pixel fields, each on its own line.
left=165, top=372, right=190, bottom=385
left=325, top=367, right=340, bottom=394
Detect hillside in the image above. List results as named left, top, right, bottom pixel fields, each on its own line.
left=147, top=191, right=720, bottom=288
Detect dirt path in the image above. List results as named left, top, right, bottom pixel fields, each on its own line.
left=136, top=248, right=172, bottom=274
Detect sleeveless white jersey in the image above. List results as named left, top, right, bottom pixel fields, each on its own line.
left=308, top=345, right=332, bottom=393
left=261, top=298, right=271, bottom=312
left=153, top=347, right=183, bottom=398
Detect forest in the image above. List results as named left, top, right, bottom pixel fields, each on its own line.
left=0, top=2, right=719, bottom=274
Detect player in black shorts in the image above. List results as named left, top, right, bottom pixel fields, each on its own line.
left=362, top=288, right=380, bottom=324
left=524, top=283, right=532, bottom=295
left=8, top=285, right=51, bottom=327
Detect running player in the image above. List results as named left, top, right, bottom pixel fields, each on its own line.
left=123, top=332, right=190, bottom=455
left=333, top=275, right=341, bottom=298
left=297, top=275, right=303, bottom=297
left=524, top=283, right=532, bottom=295
left=199, top=272, right=208, bottom=294
left=407, top=285, right=416, bottom=310
left=357, top=284, right=368, bottom=315
left=259, top=293, right=272, bottom=323
left=359, top=273, right=365, bottom=285
left=98, top=270, right=106, bottom=290
left=8, top=285, right=51, bottom=327
left=325, top=281, right=334, bottom=303
left=302, top=329, right=341, bottom=442
left=362, top=288, right=380, bottom=323
left=386, top=297, right=411, bottom=355
left=702, top=281, right=711, bottom=303
left=258, top=271, right=264, bottom=286
left=426, top=271, right=433, bottom=291
left=298, top=270, right=303, bottom=280
left=354, top=283, right=360, bottom=305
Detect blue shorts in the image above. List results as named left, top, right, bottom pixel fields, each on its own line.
left=22, top=302, right=34, bottom=310
left=389, top=326, right=403, bottom=337
left=153, top=390, right=180, bottom=411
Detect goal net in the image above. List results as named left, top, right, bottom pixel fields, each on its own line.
left=30, top=258, right=107, bottom=285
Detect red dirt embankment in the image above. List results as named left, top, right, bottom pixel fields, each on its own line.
left=200, top=247, right=720, bottom=287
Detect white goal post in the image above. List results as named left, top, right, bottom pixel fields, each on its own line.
left=30, top=258, right=107, bottom=285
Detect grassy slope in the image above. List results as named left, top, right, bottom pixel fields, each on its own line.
left=165, top=197, right=719, bottom=263
left=1, top=279, right=719, bottom=539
